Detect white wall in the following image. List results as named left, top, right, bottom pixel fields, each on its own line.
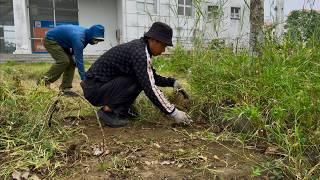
left=228, top=0, right=250, bottom=48
left=78, top=0, right=119, bottom=55
left=124, top=0, right=197, bottom=48
left=124, top=0, right=154, bottom=41
left=122, top=0, right=250, bottom=49
left=202, top=0, right=250, bottom=48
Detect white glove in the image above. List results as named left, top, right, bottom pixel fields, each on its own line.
left=170, top=109, right=193, bottom=125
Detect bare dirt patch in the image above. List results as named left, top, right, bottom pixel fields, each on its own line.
left=38, top=80, right=269, bottom=179
left=57, top=115, right=267, bottom=179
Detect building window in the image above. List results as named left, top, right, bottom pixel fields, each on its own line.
left=0, top=0, right=15, bottom=53
left=231, top=7, right=240, bottom=20
left=28, top=0, right=78, bottom=53
left=178, top=0, right=192, bottom=16
left=137, top=0, right=157, bottom=14
left=208, top=5, right=219, bottom=20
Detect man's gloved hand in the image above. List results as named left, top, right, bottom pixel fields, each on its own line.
left=170, top=109, right=193, bottom=125
left=173, top=80, right=189, bottom=99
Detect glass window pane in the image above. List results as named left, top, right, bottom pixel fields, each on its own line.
left=0, top=0, right=13, bottom=6
left=146, top=3, right=155, bottom=14
left=0, top=6, right=14, bottom=25
left=186, top=0, right=192, bottom=6
left=28, top=0, right=79, bottom=52
left=29, top=6, right=54, bottom=52
left=137, top=2, right=144, bottom=12
left=209, top=6, right=219, bottom=19
left=55, top=9, right=78, bottom=22
left=29, top=0, right=53, bottom=8
left=55, top=0, right=78, bottom=10
left=178, top=6, right=184, bottom=15
left=0, top=26, right=16, bottom=53
left=0, top=27, right=3, bottom=36
left=29, top=7, right=54, bottom=26
left=178, top=0, right=184, bottom=5
left=0, top=39, right=16, bottom=53
left=0, top=1, right=15, bottom=53
left=185, top=7, right=192, bottom=16
left=31, top=39, right=46, bottom=52
left=0, top=39, right=5, bottom=53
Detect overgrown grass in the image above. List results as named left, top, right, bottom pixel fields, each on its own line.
left=154, top=39, right=320, bottom=178
left=0, top=64, right=88, bottom=178
left=1, top=38, right=320, bottom=178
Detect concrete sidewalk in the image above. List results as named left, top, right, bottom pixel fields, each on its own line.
left=0, top=54, right=99, bottom=63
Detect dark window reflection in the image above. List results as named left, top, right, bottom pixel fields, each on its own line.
left=0, top=0, right=15, bottom=53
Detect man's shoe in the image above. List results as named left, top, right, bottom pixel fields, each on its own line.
left=60, top=88, right=79, bottom=97
left=118, top=106, right=139, bottom=119
left=125, top=106, right=139, bottom=118
left=97, top=109, right=129, bottom=128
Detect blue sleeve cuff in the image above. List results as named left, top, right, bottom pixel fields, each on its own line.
left=79, top=72, right=86, bottom=80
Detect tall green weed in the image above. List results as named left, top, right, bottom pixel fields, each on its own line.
left=162, top=39, right=320, bottom=178
left=0, top=68, right=80, bottom=178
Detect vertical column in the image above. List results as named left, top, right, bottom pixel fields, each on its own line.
left=116, top=0, right=123, bottom=44
left=13, top=0, right=32, bottom=54
left=122, top=0, right=127, bottom=43
left=275, top=0, right=284, bottom=40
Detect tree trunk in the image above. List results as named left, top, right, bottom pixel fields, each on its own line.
left=249, top=0, right=264, bottom=56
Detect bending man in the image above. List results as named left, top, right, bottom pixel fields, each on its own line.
left=39, top=24, right=104, bottom=95
left=81, top=22, right=192, bottom=127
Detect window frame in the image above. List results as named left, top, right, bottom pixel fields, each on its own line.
left=0, top=0, right=14, bottom=26
left=136, top=0, right=157, bottom=15
left=0, top=0, right=15, bottom=53
left=28, top=0, right=79, bottom=52
left=178, top=0, right=193, bottom=17
left=207, top=5, right=219, bottom=20
left=230, top=7, right=241, bottom=20
left=28, top=0, right=79, bottom=27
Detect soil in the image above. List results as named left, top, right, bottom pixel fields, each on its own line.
left=57, top=116, right=267, bottom=180
left=46, top=80, right=269, bottom=179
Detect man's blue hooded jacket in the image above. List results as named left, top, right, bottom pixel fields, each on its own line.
left=46, top=24, right=104, bottom=80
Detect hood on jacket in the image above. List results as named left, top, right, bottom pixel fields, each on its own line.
left=86, top=24, right=105, bottom=45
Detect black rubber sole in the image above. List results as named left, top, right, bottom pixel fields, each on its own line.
left=97, top=109, right=129, bottom=128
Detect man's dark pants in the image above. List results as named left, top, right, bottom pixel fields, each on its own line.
left=81, top=76, right=142, bottom=114
left=41, top=39, right=75, bottom=89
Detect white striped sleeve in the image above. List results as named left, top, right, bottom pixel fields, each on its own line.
left=144, top=47, right=175, bottom=113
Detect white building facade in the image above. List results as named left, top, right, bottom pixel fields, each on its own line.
left=0, top=0, right=250, bottom=55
